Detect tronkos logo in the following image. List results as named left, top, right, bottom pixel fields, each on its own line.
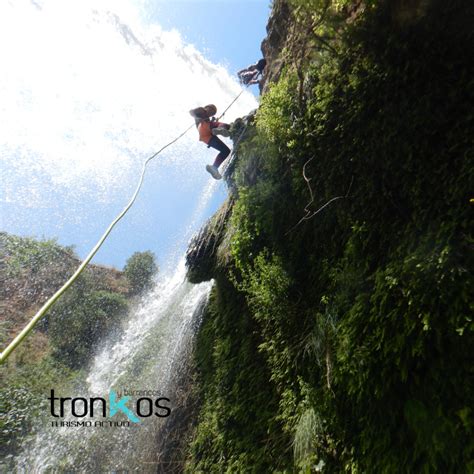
left=48, top=389, right=171, bottom=423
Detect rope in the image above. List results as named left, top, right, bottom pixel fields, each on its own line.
left=1, top=91, right=245, bottom=364
left=217, top=90, right=244, bottom=121
left=0, top=124, right=194, bottom=364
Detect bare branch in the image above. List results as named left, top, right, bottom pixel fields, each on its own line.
left=287, top=169, right=354, bottom=235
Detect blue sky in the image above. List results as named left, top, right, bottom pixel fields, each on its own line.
left=0, top=0, right=270, bottom=271
left=149, top=1, right=270, bottom=77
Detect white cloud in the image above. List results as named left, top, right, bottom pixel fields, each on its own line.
left=0, top=0, right=256, bottom=209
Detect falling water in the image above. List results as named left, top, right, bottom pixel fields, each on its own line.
left=16, top=260, right=212, bottom=472
left=13, top=166, right=218, bottom=471
left=0, top=0, right=256, bottom=267
left=2, top=0, right=256, bottom=471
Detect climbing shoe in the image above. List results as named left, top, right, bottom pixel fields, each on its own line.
left=211, top=127, right=230, bottom=138
left=206, top=164, right=222, bottom=180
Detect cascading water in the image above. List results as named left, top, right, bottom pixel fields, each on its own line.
left=16, top=260, right=212, bottom=472
left=2, top=0, right=256, bottom=471
left=14, top=175, right=219, bottom=471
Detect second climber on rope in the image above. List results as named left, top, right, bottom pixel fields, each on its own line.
left=237, top=58, right=266, bottom=87
left=189, top=104, right=231, bottom=180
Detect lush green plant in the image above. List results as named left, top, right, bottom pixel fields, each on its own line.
left=1, top=233, right=74, bottom=278
left=0, top=356, right=76, bottom=462
left=293, top=407, right=323, bottom=471
left=188, top=281, right=289, bottom=473
left=256, top=74, right=298, bottom=144
left=187, top=0, right=474, bottom=471
left=123, top=251, right=158, bottom=294
left=48, top=281, right=128, bottom=368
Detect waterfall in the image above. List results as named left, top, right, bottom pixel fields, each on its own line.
left=16, top=261, right=212, bottom=472
left=13, top=132, right=221, bottom=472
left=15, top=169, right=217, bottom=470
left=2, top=0, right=256, bottom=471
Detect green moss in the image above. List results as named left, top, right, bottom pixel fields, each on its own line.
left=188, top=278, right=290, bottom=472
left=187, top=0, right=473, bottom=471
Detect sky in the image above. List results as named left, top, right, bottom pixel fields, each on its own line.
left=0, top=0, right=270, bottom=272
left=147, top=1, right=269, bottom=77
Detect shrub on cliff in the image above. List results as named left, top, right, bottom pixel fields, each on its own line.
left=123, top=251, right=158, bottom=295
left=48, top=280, right=129, bottom=369
left=187, top=0, right=473, bottom=472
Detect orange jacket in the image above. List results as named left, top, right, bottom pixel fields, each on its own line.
left=197, top=120, right=213, bottom=144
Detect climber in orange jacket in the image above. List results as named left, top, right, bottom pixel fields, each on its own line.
left=189, top=104, right=231, bottom=180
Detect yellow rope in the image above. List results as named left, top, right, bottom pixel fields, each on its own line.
left=0, top=124, right=194, bottom=364
left=1, top=90, right=245, bottom=364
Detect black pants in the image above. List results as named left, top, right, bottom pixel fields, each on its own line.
left=208, top=136, right=230, bottom=168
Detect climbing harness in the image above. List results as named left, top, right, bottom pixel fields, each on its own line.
left=1, top=91, right=245, bottom=364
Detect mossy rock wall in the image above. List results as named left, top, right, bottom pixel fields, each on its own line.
left=185, top=0, right=473, bottom=471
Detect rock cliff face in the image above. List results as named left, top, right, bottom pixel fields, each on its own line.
left=186, top=0, right=304, bottom=281
left=260, top=0, right=292, bottom=93
left=184, top=1, right=473, bottom=472
left=186, top=197, right=233, bottom=284
left=186, top=112, right=256, bottom=283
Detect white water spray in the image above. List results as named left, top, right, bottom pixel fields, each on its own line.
left=3, top=0, right=256, bottom=470
left=0, top=0, right=255, bottom=266
left=17, top=261, right=212, bottom=472
left=14, top=171, right=219, bottom=470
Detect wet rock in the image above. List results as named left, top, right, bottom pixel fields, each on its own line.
left=185, top=198, right=234, bottom=283
left=260, top=0, right=292, bottom=93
